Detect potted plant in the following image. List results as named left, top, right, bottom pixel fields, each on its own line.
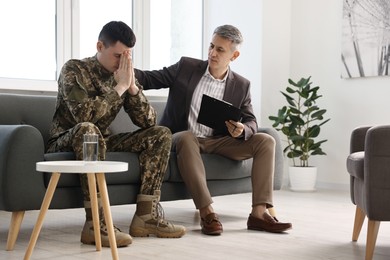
left=268, top=76, right=330, bottom=191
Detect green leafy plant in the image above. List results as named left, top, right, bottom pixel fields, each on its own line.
left=268, top=76, right=330, bottom=167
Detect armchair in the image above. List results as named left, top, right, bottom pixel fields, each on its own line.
left=346, top=125, right=390, bottom=260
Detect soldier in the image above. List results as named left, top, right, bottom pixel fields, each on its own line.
left=47, top=21, right=186, bottom=247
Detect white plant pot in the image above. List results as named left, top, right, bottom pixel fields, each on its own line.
left=289, top=166, right=317, bottom=192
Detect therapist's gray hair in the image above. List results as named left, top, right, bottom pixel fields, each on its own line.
left=213, top=25, right=243, bottom=50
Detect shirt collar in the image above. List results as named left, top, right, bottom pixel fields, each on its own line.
left=91, top=54, right=112, bottom=79
left=204, top=65, right=229, bottom=83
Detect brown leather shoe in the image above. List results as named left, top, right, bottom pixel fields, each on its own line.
left=200, top=213, right=223, bottom=235
left=247, top=213, right=292, bottom=233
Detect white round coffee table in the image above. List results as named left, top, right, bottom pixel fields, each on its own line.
left=24, top=161, right=128, bottom=260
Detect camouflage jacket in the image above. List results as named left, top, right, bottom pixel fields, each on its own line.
left=48, top=55, right=156, bottom=146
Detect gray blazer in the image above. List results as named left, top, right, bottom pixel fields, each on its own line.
left=135, top=56, right=257, bottom=140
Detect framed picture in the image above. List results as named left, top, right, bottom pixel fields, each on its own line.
left=341, top=0, right=390, bottom=78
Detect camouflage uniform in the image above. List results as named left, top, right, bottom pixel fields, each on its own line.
left=47, top=55, right=171, bottom=200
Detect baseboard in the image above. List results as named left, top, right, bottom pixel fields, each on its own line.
left=280, top=181, right=349, bottom=192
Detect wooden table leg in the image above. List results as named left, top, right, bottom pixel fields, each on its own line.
left=7, top=211, right=25, bottom=251
left=96, top=172, right=118, bottom=260
left=87, top=173, right=101, bottom=251
left=24, top=172, right=61, bottom=260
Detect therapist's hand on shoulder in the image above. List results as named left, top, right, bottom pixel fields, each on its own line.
left=226, top=120, right=244, bottom=138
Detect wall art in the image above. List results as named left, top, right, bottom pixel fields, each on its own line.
left=342, top=0, right=390, bottom=78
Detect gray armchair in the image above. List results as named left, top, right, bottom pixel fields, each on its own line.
left=346, top=125, right=390, bottom=260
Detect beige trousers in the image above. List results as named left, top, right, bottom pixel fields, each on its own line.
left=172, top=131, right=275, bottom=209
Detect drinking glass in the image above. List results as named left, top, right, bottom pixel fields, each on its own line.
left=83, top=134, right=98, bottom=162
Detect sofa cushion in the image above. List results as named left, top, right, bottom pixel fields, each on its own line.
left=168, top=153, right=252, bottom=182
left=0, top=94, right=56, bottom=151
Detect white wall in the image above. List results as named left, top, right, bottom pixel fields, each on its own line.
left=260, top=0, right=292, bottom=188
left=262, top=0, right=390, bottom=189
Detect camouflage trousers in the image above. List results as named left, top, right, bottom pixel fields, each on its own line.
left=47, top=122, right=172, bottom=201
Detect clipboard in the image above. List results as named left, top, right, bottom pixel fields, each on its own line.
left=197, top=94, right=241, bottom=132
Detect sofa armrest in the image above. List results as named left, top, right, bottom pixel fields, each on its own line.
left=0, top=125, right=46, bottom=211
left=350, top=126, right=372, bottom=153
left=258, top=127, right=284, bottom=190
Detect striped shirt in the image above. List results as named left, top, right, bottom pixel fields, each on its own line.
left=188, top=66, right=228, bottom=137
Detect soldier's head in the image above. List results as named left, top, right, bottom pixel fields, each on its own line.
left=98, top=21, right=136, bottom=48
left=96, top=21, right=136, bottom=73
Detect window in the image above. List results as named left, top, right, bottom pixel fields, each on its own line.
left=77, top=0, right=133, bottom=59
left=0, top=0, right=203, bottom=92
left=149, top=0, right=203, bottom=69
left=0, top=0, right=56, bottom=81
left=146, top=0, right=203, bottom=96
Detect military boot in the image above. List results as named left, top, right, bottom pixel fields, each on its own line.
left=81, top=199, right=132, bottom=247
left=129, top=190, right=186, bottom=238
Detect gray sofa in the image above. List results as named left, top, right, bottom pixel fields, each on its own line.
left=0, top=92, right=284, bottom=250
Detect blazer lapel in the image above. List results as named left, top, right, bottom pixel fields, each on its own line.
left=222, top=69, right=237, bottom=105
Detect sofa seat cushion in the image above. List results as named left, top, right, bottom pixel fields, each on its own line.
left=43, top=152, right=171, bottom=188
left=168, top=153, right=252, bottom=182
left=347, top=151, right=364, bottom=180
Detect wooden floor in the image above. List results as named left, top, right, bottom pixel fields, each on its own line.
left=1, top=189, right=389, bottom=260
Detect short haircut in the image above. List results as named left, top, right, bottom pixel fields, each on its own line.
left=213, top=25, right=243, bottom=49
left=98, top=21, right=136, bottom=48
